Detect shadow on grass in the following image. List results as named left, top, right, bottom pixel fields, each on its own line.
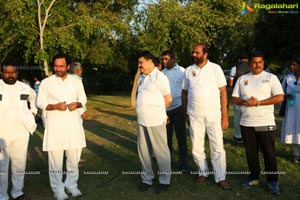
left=95, top=108, right=136, bottom=121
left=88, top=98, right=129, bottom=108
left=84, top=119, right=137, bottom=148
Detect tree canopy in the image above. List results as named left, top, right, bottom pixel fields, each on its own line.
left=0, top=0, right=299, bottom=92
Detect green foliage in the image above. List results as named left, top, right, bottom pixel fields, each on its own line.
left=254, top=0, right=300, bottom=72
left=2, top=0, right=298, bottom=91
left=132, top=0, right=257, bottom=68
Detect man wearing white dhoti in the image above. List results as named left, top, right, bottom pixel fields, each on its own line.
left=37, top=53, right=87, bottom=200
left=0, top=64, right=37, bottom=200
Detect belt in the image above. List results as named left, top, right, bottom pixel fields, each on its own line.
left=254, top=125, right=276, bottom=132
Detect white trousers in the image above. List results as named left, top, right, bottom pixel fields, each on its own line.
left=0, top=137, right=29, bottom=200
left=189, top=115, right=227, bottom=183
left=233, top=105, right=242, bottom=138
left=48, top=149, right=81, bottom=195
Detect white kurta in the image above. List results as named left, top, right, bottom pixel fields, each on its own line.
left=281, top=74, right=300, bottom=144
left=37, top=75, right=87, bottom=151
left=0, top=80, right=37, bottom=141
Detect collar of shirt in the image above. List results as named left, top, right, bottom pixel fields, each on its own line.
left=165, top=64, right=180, bottom=71
left=192, top=60, right=210, bottom=70
left=141, top=67, right=158, bottom=82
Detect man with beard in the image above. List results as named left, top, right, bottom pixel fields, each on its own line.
left=0, top=64, right=37, bottom=200
left=161, top=50, right=188, bottom=172
left=37, top=53, right=87, bottom=200
left=182, top=44, right=231, bottom=190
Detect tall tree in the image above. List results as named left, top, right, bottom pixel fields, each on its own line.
left=37, top=0, right=57, bottom=76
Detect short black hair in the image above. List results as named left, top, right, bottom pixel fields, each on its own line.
left=52, top=52, right=70, bottom=66
left=1, top=62, right=17, bottom=72
left=249, top=50, right=264, bottom=60
left=292, top=57, right=300, bottom=66
left=239, top=52, right=248, bottom=60
left=153, top=57, right=161, bottom=67
left=162, top=50, right=175, bottom=59
left=195, top=43, right=209, bottom=55
left=137, top=50, right=154, bottom=61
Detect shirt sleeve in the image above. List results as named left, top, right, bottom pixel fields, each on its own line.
left=158, top=74, right=171, bottom=96
left=216, top=65, right=227, bottom=87
left=182, top=68, right=189, bottom=91
left=28, top=87, right=38, bottom=114
left=271, top=75, right=284, bottom=96
left=229, top=66, right=236, bottom=80
left=232, top=77, right=242, bottom=97
left=76, top=79, right=87, bottom=106
left=36, top=79, right=48, bottom=110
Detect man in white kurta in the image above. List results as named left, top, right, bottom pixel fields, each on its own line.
left=37, top=53, right=87, bottom=200
left=0, top=64, right=37, bottom=200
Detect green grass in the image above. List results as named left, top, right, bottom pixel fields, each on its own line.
left=19, top=94, right=300, bottom=199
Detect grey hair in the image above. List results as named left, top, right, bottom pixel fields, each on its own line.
left=70, top=62, right=82, bottom=74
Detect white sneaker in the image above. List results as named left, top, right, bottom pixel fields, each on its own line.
left=66, top=187, right=82, bottom=197
left=54, top=192, right=69, bottom=200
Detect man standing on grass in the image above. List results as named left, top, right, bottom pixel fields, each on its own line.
left=0, top=63, right=37, bottom=200
left=182, top=43, right=231, bottom=190
left=69, top=62, right=88, bottom=120
left=161, top=50, right=188, bottom=172
left=37, top=53, right=87, bottom=200
left=232, top=50, right=283, bottom=195
left=228, top=53, right=249, bottom=144
left=136, top=51, right=172, bottom=193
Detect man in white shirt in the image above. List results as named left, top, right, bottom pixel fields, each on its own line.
left=0, top=64, right=37, bottom=200
left=228, top=53, right=249, bottom=144
left=37, top=53, right=87, bottom=200
left=182, top=43, right=231, bottom=190
left=69, top=62, right=88, bottom=120
left=232, top=51, right=284, bottom=195
left=136, top=51, right=172, bottom=193
left=161, top=50, right=188, bottom=172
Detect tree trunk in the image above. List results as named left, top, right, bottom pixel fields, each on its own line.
left=37, top=0, right=57, bottom=76
left=130, top=68, right=141, bottom=108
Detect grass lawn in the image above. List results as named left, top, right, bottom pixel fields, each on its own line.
left=22, top=94, right=299, bottom=200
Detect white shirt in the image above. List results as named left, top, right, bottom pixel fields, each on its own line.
left=162, top=64, right=185, bottom=111
left=136, top=68, right=171, bottom=126
left=229, top=66, right=236, bottom=80
left=232, top=71, right=283, bottom=126
left=182, top=60, right=227, bottom=117
left=0, top=80, right=37, bottom=141
left=37, top=75, right=87, bottom=151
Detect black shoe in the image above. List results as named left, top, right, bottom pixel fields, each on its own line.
left=139, top=183, right=151, bottom=192
left=155, top=184, right=169, bottom=193
left=233, top=136, right=243, bottom=144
